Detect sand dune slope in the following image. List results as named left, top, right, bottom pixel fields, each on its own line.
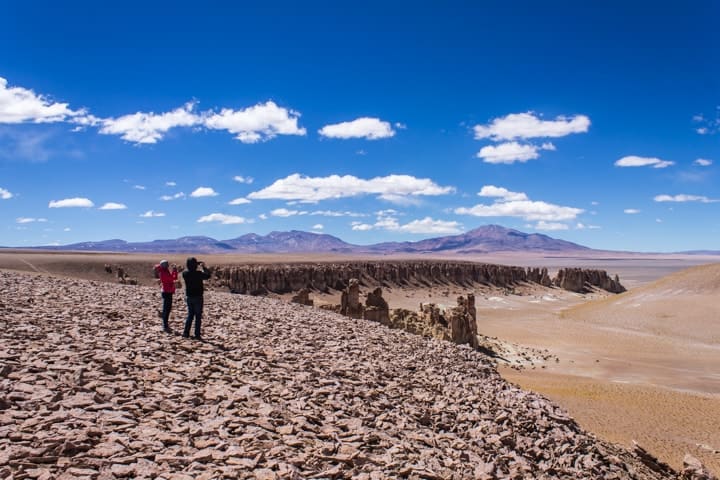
left=0, top=269, right=690, bottom=479
left=567, top=262, right=720, bottom=344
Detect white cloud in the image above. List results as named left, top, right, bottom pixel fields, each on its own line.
left=233, top=175, right=254, bottom=184
left=476, top=141, right=555, bottom=164
left=310, top=210, right=367, bottom=217
left=160, top=192, right=186, bottom=201
left=0, top=76, right=87, bottom=124
left=694, top=158, right=713, bottom=167
left=351, top=223, right=373, bottom=231
left=319, top=117, right=396, bottom=140
left=165, top=181, right=177, bottom=187
left=271, top=208, right=307, bottom=217
left=133, top=185, right=146, bottom=190
left=204, top=101, right=305, bottom=143
left=624, top=209, right=641, bottom=214
left=312, top=224, right=324, bottom=230
left=395, top=217, right=463, bottom=234
left=478, top=185, right=528, bottom=202
left=49, top=197, right=94, bottom=208
left=99, top=202, right=127, bottom=210
left=653, top=194, right=717, bottom=203
left=656, top=218, right=663, bottom=223
left=140, top=210, right=165, bottom=218
left=474, top=112, right=590, bottom=141
left=16, top=217, right=47, bottom=224
left=99, top=102, right=201, bottom=144
left=455, top=191, right=583, bottom=222
left=533, top=221, right=569, bottom=231
left=228, top=197, right=251, bottom=205
left=351, top=212, right=462, bottom=234
left=248, top=173, right=454, bottom=203
left=0, top=187, right=13, bottom=199
left=258, top=213, right=268, bottom=220
left=614, top=156, right=675, bottom=169
left=63, top=227, right=71, bottom=232
left=190, top=187, right=219, bottom=198
left=197, top=213, right=247, bottom=225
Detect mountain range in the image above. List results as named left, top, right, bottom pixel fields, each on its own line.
left=22, top=225, right=592, bottom=254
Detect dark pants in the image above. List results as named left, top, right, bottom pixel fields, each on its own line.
left=161, top=292, right=173, bottom=329
left=184, top=296, right=203, bottom=338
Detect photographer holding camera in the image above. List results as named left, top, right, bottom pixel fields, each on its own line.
left=181, top=257, right=211, bottom=340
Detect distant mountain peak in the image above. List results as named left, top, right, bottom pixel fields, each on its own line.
left=29, top=224, right=590, bottom=254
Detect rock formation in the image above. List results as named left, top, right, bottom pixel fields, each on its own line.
left=554, top=268, right=626, bottom=293
left=0, top=269, right=686, bottom=479
left=449, top=294, right=479, bottom=349
left=340, top=278, right=364, bottom=319
left=290, top=287, right=313, bottom=306
left=212, top=261, right=625, bottom=296
left=363, top=287, right=389, bottom=324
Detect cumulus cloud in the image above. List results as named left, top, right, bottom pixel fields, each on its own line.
left=99, top=202, right=127, bottom=210
left=350, top=212, right=462, bottom=234
left=204, top=101, right=305, bottom=143
left=319, top=117, right=396, bottom=140
left=233, top=175, right=254, bottom=184
left=140, top=210, right=165, bottom=218
left=160, top=192, right=186, bottom=201
left=476, top=141, right=555, bottom=164
left=312, top=224, right=324, bottom=230
left=455, top=186, right=582, bottom=222
left=99, top=102, right=201, bottom=144
left=0, top=187, right=13, bottom=199
left=694, top=158, right=713, bottom=167
left=165, top=181, right=177, bottom=187
left=614, top=156, right=675, bottom=169
left=197, top=213, right=247, bottom=224
left=49, top=197, right=94, bottom=208
left=474, top=112, right=590, bottom=141
left=310, top=210, right=367, bottom=217
left=653, top=194, right=717, bottom=203
left=533, top=221, right=569, bottom=231
left=16, top=217, right=47, bottom=224
left=271, top=208, right=307, bottom=217
left=248, top=173, right=454, bottom=204
left=693, top=111, right=720, bottom=135
left=0, top=76, right=87, bottom=124
left=133, top=185, right=146, bottom=190
left=478, top=185, right=529, bottom=202
left=228, top=197, right=251, bottom=205
left=190, top=187, right=219, bottom=198
left=623, top=209, right=641, bottom=214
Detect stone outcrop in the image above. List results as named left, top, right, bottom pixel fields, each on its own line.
left=340, top=278, right=364, bottom=319
left=212, top=261, right=624, bottom=296
left=554, top=268, right=626, bottom=293
left=0, top=269, right=697, bottom=478
left=449, top=294, right=478, bottom=349
left=363, top=287, right=389, bottom=324
left=290, top=287, right=313, bottom=306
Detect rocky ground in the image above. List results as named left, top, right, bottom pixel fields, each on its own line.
left=0, top=269, right=712, bottom=479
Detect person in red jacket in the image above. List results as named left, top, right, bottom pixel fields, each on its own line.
left=154, top=259, right=178, bottom=332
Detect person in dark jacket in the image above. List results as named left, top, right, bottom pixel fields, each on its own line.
left=154, top=259, right=178, bottom=333
left=182, top=257, right=211, bottom=340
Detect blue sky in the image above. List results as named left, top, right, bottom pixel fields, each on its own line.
left=1, top=1, right=718, bottom=251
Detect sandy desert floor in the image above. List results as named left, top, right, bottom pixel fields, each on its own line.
left=1, top=250, right=718, bottom=474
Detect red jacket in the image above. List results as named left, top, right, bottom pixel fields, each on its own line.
left=155, top=265, right=178, bottom=293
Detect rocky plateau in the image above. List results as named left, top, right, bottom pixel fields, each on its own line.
left=0, top=269, right=713, bottom=479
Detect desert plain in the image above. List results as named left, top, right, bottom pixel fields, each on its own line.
left=0, top=249, right=718, bottom=478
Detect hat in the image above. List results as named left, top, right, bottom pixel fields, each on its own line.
left=160, top=259, right=169, bottom=268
